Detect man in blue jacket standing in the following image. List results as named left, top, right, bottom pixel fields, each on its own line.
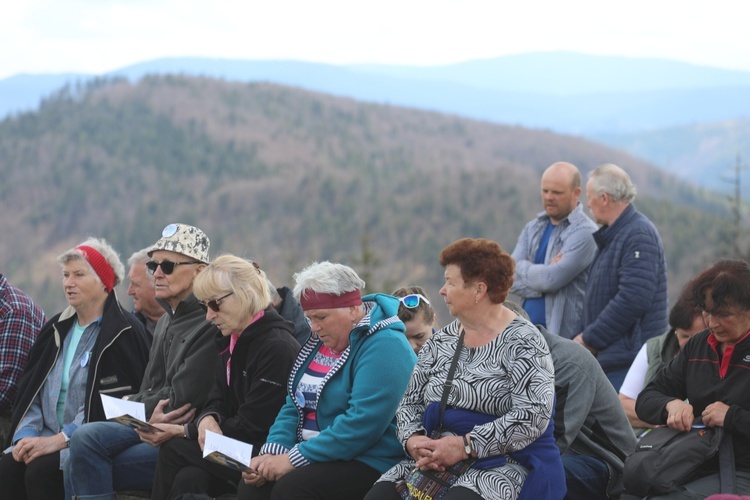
left=574, top=163, right=668, bottom=391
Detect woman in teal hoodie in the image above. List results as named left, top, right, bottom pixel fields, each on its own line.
left=238, top=261, right=417, bottom=500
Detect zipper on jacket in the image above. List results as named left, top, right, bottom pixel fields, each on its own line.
left=86, top=325, right=130, bottom=421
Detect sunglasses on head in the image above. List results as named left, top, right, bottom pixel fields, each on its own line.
left=146, top=259, right=200, bottom=275
left=399, top=294, right=430, bottom=309
left=199, top=292, right=234, bottom=313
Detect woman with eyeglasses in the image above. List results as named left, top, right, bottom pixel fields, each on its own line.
left=392, top=286, right=436, bottom=354
left=149, top=255, right=299, bottom=499
left=0, top=237, right=150, bottom=499
left=238, top=261, right=417, bottom=500
left=635, top=260, right=750, bottom=498
left=366, top=238, right=564, bottom=500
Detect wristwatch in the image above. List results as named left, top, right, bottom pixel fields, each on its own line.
left=61, top=431, right=71, bottom=448
left=462, top=434, right=472, bottom=457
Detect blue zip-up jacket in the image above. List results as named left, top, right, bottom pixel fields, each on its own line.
left=581, top=204, right=668, bottom=372
left=259, top=293, right=417, bottom=473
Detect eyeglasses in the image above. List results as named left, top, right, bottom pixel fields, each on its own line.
left=399, top=294, right=430, bottom=309
left=199, top=292, right=234, bottom=313
left=146, top=260, right=200, bottom=275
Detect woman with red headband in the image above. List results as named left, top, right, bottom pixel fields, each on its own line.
left=238, top=261, right=417, bottom=500
left=0, top=237, right=150, bottom=499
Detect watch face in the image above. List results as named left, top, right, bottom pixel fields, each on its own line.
left=462, top=435, right=471, bottom=454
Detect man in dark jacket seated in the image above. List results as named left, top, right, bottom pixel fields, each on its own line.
left=64, top=223, right=220, bottom=499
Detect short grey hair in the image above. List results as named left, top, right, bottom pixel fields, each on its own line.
left=588, top=163, right=637, bottom=203
left=127, top=246, right=154, bottom=267
left=293, top=261, right=365, bottom=301
left=57, top=236, right=126, bottom=287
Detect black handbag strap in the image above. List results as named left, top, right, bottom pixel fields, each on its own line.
left=437, top=328, right=466, bottom=430
left=719, top=431, right=736, bottom=494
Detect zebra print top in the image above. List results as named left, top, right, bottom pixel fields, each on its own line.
left=380, top=316, right=556, bottom=499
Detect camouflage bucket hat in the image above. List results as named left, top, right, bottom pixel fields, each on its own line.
left=148, top=223, right=210, bottom=263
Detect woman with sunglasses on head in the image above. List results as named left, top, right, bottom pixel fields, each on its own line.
left=392, top=286, right=436, bottom=354
left=0, top=237, right=150, bottom=500
left=238, top=261, right=417, bottom=500
left=150, top=255, right=300, bottom=499
left=366, top=238, right=564, bottom=500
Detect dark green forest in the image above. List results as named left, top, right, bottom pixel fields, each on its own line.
left=0, top=76, right=737, bottom=323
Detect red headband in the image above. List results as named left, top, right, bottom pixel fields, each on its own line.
left=76, top=245, right=116, bottom=292
left=299, top=289, right=362, bottom=311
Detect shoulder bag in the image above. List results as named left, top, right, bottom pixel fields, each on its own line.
left=396, top=329, right=475, bottom=500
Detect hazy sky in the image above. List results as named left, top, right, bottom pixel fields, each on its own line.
left=3, top=0, right=750, bottom=79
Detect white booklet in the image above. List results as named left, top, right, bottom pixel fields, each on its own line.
left=100, top=394, right=163, bottom=433
left=202, top=430, right=253, bottom=472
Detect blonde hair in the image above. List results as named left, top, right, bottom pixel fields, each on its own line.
left=193, top=254, right=270, bottom=318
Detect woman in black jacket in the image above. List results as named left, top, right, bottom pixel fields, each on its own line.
left=149, top=255, right=299, bottom=499
left=636, top=259, right=750, bottom=497
left=0, top=237, right=150, bottom=499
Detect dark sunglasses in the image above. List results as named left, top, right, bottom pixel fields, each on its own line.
left=199, top=292, right=234, bottom=313
left=399, top=294, right=430, bottom=309
left=146, top=260, right=200, bottom=275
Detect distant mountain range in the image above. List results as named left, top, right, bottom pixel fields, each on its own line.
left=593, top=119, right=750, bottom=192
left=0, top=76, right=733, bottom=317
left=2, top=52, right=749, bottom=188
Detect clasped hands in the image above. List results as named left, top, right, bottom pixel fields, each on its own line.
left=135, top=398, right=195, bottom=446
left=11, top=433, right=67, bottom=464
left=241, top=453, right=294, bottom=486
left=406, top=433, right=467, bottom=472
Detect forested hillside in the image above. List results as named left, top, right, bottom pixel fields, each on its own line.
left=0, top=76, right=734, bottom=321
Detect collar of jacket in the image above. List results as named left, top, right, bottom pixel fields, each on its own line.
left=593, top=203, right=636, bottom=248
left=214, top=306, right=293, bottom=351
left=56, top=291, right=128, bottom=341
left=156, top=292, right=200, bottom=318
left=534, top=202, right=588, bottom=228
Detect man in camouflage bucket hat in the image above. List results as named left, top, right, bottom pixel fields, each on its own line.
left=65, top=223, right=220, bottom=499
left=149, top=223, right=210, bottom=264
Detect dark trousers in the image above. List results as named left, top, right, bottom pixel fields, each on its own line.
left=0, top=450, right=64, bottom=499
left=562, top=454, right=610, bottom=500
left=151, top=437, right=241, bottom=500
left=0, top=408, right=12, bottom=446
left=236, top=460, right=380, bottom=500
left=364, top=481, right=483, bottom=500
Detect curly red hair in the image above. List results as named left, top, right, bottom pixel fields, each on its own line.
left=439, top=238, right=514, bottom=304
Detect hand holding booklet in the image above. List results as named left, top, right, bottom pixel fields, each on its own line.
left=100, top=394, right=163, bottom=433
left=203, top=430, right=253, bottom=472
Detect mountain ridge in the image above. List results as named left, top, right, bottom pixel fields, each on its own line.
left=0, top=75, right=734, bottom=321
